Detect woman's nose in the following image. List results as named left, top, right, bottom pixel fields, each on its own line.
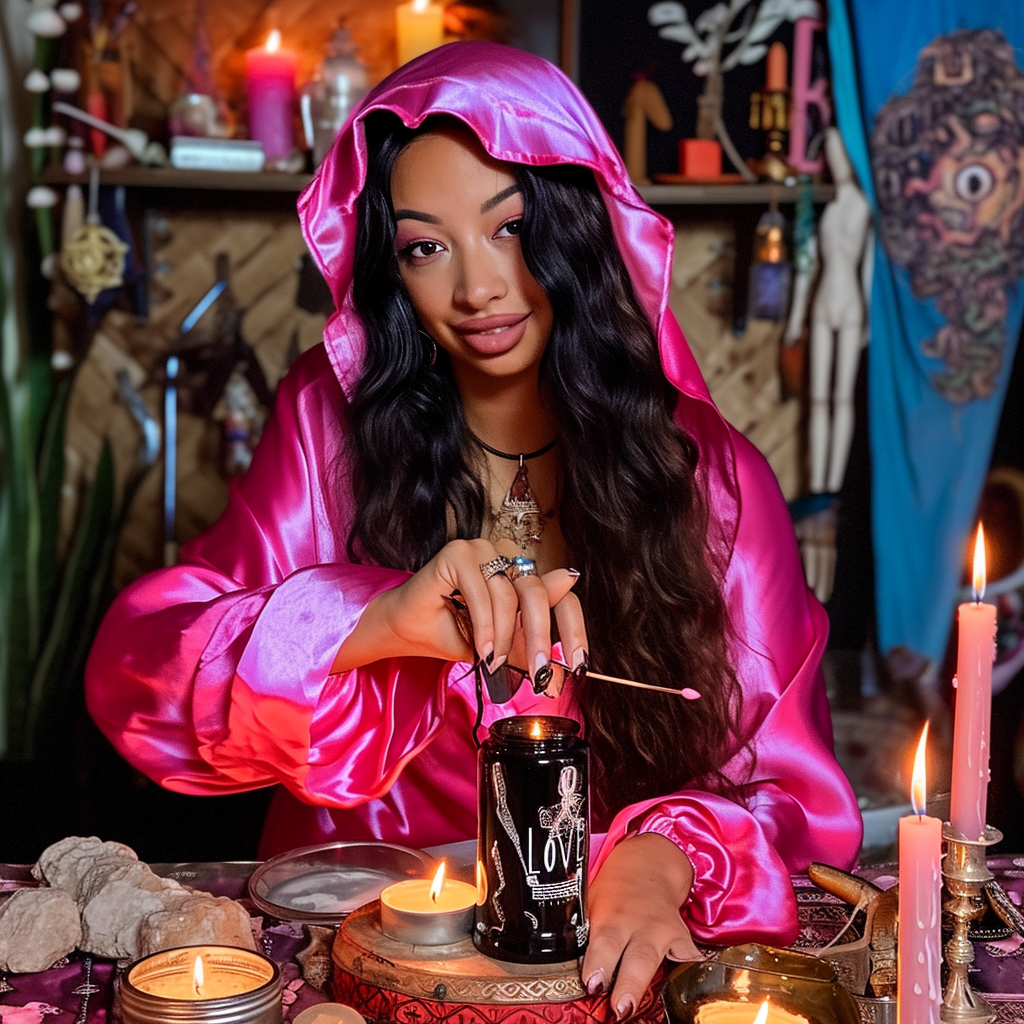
left=453, top=248, right=508, bottom=308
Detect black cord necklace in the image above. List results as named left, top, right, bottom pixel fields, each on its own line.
left=467, top=429, right=555, bottom=552
left=466, top=428, right=556, bottom=462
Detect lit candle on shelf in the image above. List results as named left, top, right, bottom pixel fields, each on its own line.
left=120, top=946, right=281, bottom=1024
left=245, top=30, right=297, bottom=163
left=897, top=724, right=941, bottom=1024
left=379, top=860, right=476, bottom=945
left=395, top=0, right=444, bottom=67
left=949, top=524, right=997, bottom=841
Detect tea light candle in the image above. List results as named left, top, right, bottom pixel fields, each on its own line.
left=697, top=998, right=807, bottom=1024
left=395, top=0, right=444, bottom=67
left=949, top=524, right=997, bottom=842
left=897, top=725, right=941, bottom=1024
left=245, top=30, right=297, bottom=162
left=120, top=946, right=282, bottom=1024
left=379, top=860, right=475, bottom=945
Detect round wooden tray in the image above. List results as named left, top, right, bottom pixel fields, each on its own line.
left=330, top=901, right=666, bottom=1023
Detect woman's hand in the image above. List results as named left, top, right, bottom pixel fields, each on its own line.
left=332, top=538, right=586, bottom=692
left=582, top=833, right=703, bottom=1020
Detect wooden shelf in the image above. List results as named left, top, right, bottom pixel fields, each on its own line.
left=638, top=182, right=835, bottom=205
left=43, top=166, right=834, bottom=206
left=42, top=166, right=314, bottom=192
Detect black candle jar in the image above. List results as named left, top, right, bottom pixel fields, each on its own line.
left=475, top=715, right=589, bottom=964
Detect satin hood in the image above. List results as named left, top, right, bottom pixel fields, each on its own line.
left=297, top=40, right=737, bottom=550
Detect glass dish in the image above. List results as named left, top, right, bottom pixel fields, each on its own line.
left=247, top=842, right=433, bottom=925
left=663, top=943, right=861, bottom=1024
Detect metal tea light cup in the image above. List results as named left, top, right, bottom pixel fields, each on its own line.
left=120, top=945, right=282, bottom=1024
left=475, top=715, right=589, bottom=964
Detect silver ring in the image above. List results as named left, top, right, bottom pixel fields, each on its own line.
left=508, top=555, right=538, bottom=581
left=479, top=556, right=514, bottom=581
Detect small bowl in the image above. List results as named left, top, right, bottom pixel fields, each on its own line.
left=663, top=943, right=862, bottom=1024
left=248, top=842, right=433, bottom=925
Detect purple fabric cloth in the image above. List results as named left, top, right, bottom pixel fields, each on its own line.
left=84, top=40, right=861, bottom=947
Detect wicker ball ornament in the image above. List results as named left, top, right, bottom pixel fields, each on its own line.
left=60, top=221, right=128, bottom=302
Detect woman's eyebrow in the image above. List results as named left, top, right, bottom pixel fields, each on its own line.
left=393, top=208, right=440, bottom=224
left=481, top=185, right=521, bottom=212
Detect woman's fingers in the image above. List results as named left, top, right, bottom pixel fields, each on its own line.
left=552, top=588, right=586, bottom=696
left=510, top=571, right=552, bottom=689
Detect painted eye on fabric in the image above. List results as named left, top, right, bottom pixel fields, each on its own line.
left=954, top=163, right=995, bottom=202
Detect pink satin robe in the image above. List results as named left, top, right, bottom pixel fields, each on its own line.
left=86, top=41, right=861, bottom=947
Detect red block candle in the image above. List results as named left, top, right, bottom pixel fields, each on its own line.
left=949, top=524, right=997, bottom=841
left=897, top=724, right=941, bottom=1024
left=245, top=30, right=297, bottom=163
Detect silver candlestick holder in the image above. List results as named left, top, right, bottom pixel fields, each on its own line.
left=940, top=823, right=1002, bottom=1024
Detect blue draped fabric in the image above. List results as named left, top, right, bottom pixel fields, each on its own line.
left=827, top=2, right=1024, bottom=669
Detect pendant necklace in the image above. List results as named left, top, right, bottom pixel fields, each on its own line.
left=468, top=429, right=556, bottom=552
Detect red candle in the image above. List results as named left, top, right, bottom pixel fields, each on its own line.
left=245, top=30, right=297, bottom=163
left=897, top=724, right=941, bottom=1024
left=949, top=524, right=997, bottom=841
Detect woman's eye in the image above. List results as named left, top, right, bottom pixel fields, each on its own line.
left=400, top=240, right=443, bottom=259
left=497, top=218, right=523, bottom=237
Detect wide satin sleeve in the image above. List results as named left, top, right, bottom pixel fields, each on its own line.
left=591, top=429, right=862, bottom=947
left=85, top=347, right=449, bottom=808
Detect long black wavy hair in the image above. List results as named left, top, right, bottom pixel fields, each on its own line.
left=346, top=112, right=746, bottom=822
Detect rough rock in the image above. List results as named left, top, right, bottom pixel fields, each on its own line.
left=78, top=865, right=187, bottom=959
left=32, top=836, right=136, bottom=897
left=0, top=888, right=82, bottom=972
left=140, top=893, right=257, bottom=955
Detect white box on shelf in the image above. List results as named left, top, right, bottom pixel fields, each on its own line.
left=170, top=137, right=266, bottom=172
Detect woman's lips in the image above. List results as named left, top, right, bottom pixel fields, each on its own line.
left=453, top=312, right=531, bottom=355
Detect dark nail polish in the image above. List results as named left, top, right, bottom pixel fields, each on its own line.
left=485, top=650, right=495, bottom=666
left=572, top=650, right=589, bottom=682
left=615, top=996, right=636, bottom=1021
left=532, top=663, right=553, bottom=692
left=566, top=567, right=581, bottom=577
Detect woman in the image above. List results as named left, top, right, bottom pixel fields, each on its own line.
left=86, top=42, right=860, bottom=1017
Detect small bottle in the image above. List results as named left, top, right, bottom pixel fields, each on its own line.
left=475, top=716, right=590, bottom=964
left=748, top=209, right=793, bottom=322
left=300, top=23, right=368, bottom=167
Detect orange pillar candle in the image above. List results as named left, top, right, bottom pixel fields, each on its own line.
left=395, top=0, right=444, bottom=66
left=949, top=524, right=997, bottom=841
left=897, top=725, right=942, bottom=1024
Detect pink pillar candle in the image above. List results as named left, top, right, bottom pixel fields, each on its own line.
left=949, top=525, right=997, bottom=841
left=245, top=31, right=297, bottom=162
left=897, top=725, right=942, bottom=1024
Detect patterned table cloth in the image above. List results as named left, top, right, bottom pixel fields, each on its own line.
left=2, top=857, right=1023, bottom=1024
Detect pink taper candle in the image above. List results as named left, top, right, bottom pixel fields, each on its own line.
left=897, top=724, right=942, bottom=1024
left=245, top=30, right=297, bottom=162
left=949, top=524, right=997, bottom=841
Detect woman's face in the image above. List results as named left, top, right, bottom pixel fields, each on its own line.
left=390, top=127, right=554, bottom=386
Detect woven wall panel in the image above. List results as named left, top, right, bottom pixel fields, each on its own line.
left=668, top=219, right=806, bottom=502
left=61, top=211, right=323, bottom=591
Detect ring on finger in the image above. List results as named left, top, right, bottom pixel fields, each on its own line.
left=507, top=555, right=538, bottom=581
left=479, top=555, right=514, bottom=581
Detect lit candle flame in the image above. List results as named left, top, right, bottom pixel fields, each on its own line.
left=530, top=720, right=541, bottom=739
left=413, top=0, right=430, bottom=11
left=911, top=722, right=929, bottom=817
left=429, top=860, right=446, bottom=903
left=753, top=999, right=771, bottom=1024
left=972, top=523, right=986, bottom=602
left=265, top=29, right=281, bottom=53
left=193, top=955, right=204, bottom=997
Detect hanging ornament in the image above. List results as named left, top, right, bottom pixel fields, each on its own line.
left=60, top=169, right=127, bottom=303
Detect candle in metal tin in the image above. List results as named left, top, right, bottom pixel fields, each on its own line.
left=475, top=715, right=589, bottom=964
left=379, top=861, right=476, bottom=946
left=121, top=945, right=282, bottom=1024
